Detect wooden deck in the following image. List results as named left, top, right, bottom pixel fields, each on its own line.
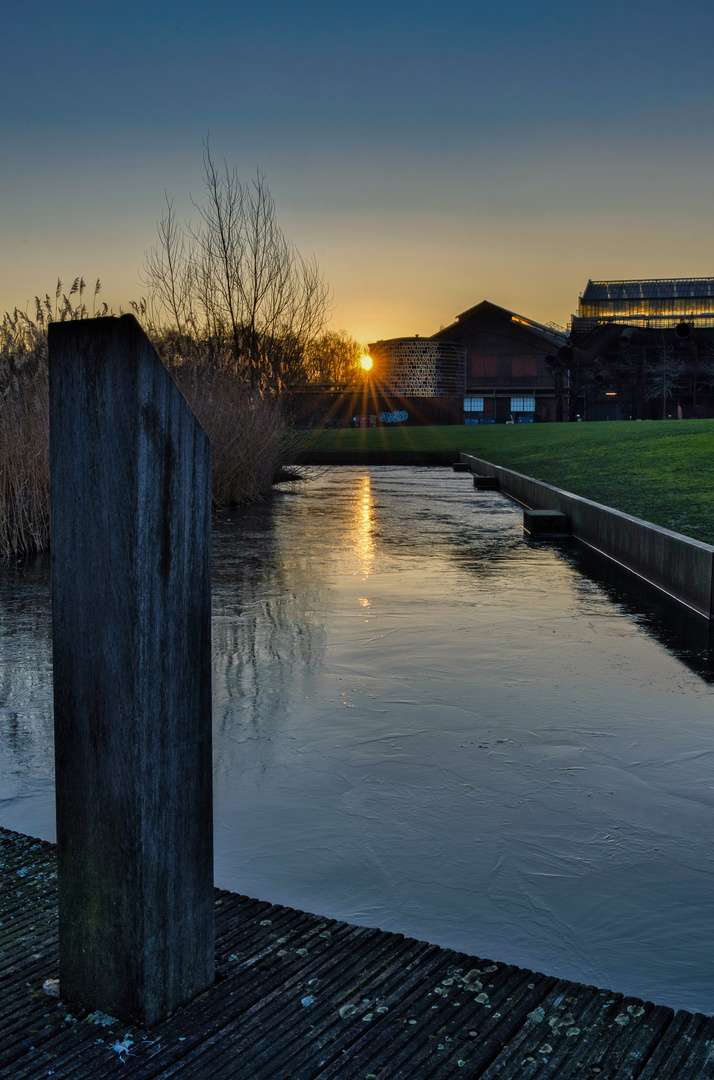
left=2, top=826, right=714, bottom=1079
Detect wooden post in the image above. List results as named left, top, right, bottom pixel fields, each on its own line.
left=49, top=314, right=214, bottom=1026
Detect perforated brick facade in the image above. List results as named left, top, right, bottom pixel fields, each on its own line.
left=367, top=338, right=466, bottom=397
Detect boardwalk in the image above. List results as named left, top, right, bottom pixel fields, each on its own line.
left=2, top=827, right=713, bottom=1079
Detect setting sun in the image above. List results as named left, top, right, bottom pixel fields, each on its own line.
left=360, top=354, right=373, bottom=371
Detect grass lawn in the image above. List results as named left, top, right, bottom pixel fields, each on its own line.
left=297, top=420, right=714, bottom=545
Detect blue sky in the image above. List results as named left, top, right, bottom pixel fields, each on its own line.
left=3, top=0, right=714, bottom=341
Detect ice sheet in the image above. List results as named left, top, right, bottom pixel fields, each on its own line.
left=2, top=466, right=713, bottom=1013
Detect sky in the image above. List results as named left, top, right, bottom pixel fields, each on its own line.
left=3, top=0, right=714, bottom=344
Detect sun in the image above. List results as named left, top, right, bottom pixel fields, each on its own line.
left=360, top=354, right=373, bottom=371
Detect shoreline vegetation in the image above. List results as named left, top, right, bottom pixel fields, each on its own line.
left=0, top=286, right=300, bottom=561
left=297, top=420, right=714, bottom=546
left=0, top=307, right=50, bottom=560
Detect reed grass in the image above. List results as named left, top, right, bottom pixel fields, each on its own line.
left=169, top=360, right=296, bottom=507
left=1, top=280, right=295, bottom=559
left=0, top=311, right=50, bottom=559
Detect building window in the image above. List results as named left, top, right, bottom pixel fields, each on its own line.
left=510, top=396, right=535, bottom=412
left=464, top=396, right=484, bottom=412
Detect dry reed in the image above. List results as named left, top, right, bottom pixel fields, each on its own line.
left=0, top=311, right=50, bottom=559
left=1, top=281, right=294, bottom=559
left=170, top=360, right=295, bottom=507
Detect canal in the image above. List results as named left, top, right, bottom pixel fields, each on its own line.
left=1, top=466, right=713, bottom=1014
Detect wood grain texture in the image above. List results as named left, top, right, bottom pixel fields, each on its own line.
left=48, top=315, right=213, bottom=1025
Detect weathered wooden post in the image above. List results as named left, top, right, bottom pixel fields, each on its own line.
left=49, top=314, right=214, bottom=1026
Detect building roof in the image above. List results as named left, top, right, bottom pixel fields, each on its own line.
left=583, top=278, right=714, bottom=301
left=435, top=300, right=567, bottom=349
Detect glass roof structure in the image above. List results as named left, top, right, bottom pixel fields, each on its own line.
left=583, top=278, right=714, bottom=301
left=576, top=277, right=714, bottom=329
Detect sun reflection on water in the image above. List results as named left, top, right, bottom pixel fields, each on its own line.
left=352, top=474, right=375, bottom=579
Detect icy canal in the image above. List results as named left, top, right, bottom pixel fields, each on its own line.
left=2, top=466, right=714, bottom=1014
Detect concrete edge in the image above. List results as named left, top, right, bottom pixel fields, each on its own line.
left=292, top=450, right=461, bottom=466
left=460, top=453, right=714, bottom=620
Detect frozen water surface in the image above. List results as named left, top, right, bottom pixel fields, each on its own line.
left=1, top=466, right=714, bottom=1014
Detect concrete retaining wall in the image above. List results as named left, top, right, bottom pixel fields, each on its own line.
left=297, top=450, right=460, bottom=466
left=461, top=453, right=714, bottom=620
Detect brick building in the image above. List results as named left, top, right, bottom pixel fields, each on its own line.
left=431, top=300, right=567, bottom=423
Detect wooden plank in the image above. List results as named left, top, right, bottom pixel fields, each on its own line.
left=2, top=827, right=714, bottom=1079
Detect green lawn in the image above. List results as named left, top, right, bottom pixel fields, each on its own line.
left=298, top=420, right=714, bottom=545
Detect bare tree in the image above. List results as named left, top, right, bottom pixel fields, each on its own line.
left=142, top=198, right=196, bottom=339
left=303, top=329, right=365, bottom=384
left=697, top=343, right=714, bottom=390
left=141, top=142, right=331, bottom=391
left=646, top=335, right=687, bottom=418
